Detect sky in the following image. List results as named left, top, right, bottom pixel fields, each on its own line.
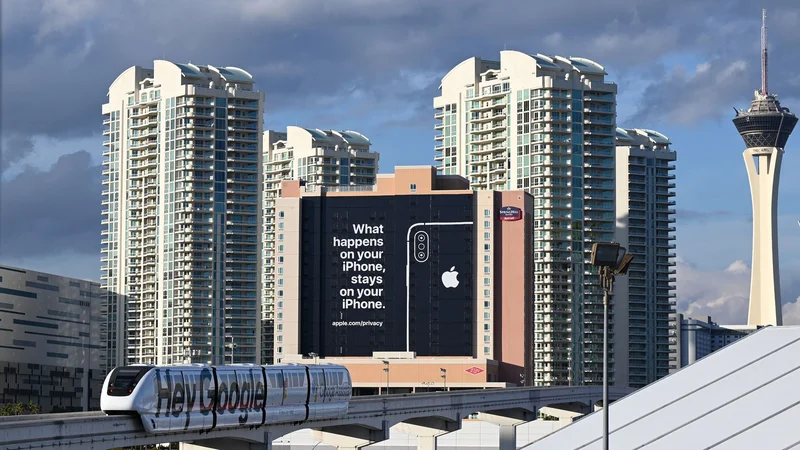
left=2, top=0, right=800, bottom=325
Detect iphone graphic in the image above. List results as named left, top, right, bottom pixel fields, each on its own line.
left=405, top=221, right=473, bottom=354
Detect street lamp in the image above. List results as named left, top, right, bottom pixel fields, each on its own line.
left=383, top=360, right=390, bottom=394
left=225, top=335, right=237, bottom=365
left=590, top=242, right=633, bottom=450
left=308, top=352, right=318, bottom=365
left=440, top=368, right=447, bottom=391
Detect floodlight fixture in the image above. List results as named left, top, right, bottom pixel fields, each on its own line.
left=615, top=253, right=634, bottom=275
left=591, top=242, right=621, bottom=267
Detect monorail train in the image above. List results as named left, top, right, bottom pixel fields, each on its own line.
left=101, top=363, right=352, bottom=433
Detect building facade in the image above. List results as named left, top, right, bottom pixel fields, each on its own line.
left=102, top=60, right=265, bottom=367
left=670, top=314, right=760, bottom=371
left=434, top=51, right=618, bottom=386
left=272, top=166, right=536, bottom=391
left=0, top=265, right=105, bottom=412
left=261, top=127, right=379, bottom=363
left=614, top=128, right=677, bottom=388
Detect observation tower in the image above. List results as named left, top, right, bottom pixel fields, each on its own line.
left=732, top=9, right=797, bottom=326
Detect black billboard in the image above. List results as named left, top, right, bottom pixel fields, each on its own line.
left=299, top=194, right=474, bottom=357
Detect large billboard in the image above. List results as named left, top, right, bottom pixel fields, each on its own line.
left=299, top=194, right=475, bottom=357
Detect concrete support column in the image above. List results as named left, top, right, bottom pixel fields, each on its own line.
left=479, top=409, right=536, bottom=450
left=395, top=416, right=462, bottom=450
left=312, top=421, right=390, bottom=450
left=498, top=424, right=517, bottom=450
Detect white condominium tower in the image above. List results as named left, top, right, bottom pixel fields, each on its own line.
left=614, top=128, right=677, bottom=388
left=261, top=127, right=379, bottom=363
left=102, top=60, right=265, bottom=367
left=434, top=51, right=617, bottom=386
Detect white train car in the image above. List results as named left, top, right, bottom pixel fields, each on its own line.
left=101, top=363, right=351, bottom=433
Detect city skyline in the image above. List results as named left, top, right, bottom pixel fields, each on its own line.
left=3, top=0, right=800, bottom=327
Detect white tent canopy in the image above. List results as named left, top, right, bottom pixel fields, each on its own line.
left=526, top=325, right=800, bottom=449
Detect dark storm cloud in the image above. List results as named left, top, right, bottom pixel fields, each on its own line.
left=5, top=0, right=800, bottom=141
left=631, top=2, right=800, bottom=125
left=0, top=151, right=101, bottom=257
left=0, top=136, right=35, bottom=174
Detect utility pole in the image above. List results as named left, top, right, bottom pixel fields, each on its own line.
left=383, top=360, right=390, bottom=394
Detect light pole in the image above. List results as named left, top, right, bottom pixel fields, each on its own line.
left=590, top=242, right=633, bottom=450
left=383, top=360, right=390, bottom=394
left=440, top=368, right=447, bottom=391
left=308, top=352, right=318, bottom=365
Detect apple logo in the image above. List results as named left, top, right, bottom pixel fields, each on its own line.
left=441, top=266, right=459, bottom=288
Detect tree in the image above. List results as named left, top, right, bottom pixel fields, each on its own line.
left=0, top=401, right=40, bottom=416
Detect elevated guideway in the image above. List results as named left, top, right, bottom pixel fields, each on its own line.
left=0, top=386, right=631, bottom=450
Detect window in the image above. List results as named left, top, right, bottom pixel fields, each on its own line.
left=410, top=183, right=417, bottom=192
left=484, top=255, right=490, bottom=262
left=484, top=232, right=490, bottom=240
left=484, top=266, right=490, bottom=274
left=278, top=233, right=284, bottom=241
left=484, top=220, right=490, bottom=228
left=278, top=222, right=284, bottom=230
left=484, top=347, right=490, bottom=355
left=278, top=211, right=285, bottom=218
left=484, top=335, right=491, bottom=343
left=484, top=301, right=490, bottom=308
left=484, top=209, right=490, bottom=217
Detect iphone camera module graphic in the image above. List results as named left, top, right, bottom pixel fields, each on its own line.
left=414, top=231, right=429, bottom=263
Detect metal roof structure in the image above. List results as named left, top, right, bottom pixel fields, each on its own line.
left=525, top=325, right=800, bottom=449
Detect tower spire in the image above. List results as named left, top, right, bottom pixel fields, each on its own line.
left=762, top=8, right=768, bottom=95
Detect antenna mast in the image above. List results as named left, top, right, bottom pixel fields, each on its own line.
left=761, top=8, right=768, bottom=95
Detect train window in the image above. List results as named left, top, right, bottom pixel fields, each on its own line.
left=107, top=366, right=151, bottom=396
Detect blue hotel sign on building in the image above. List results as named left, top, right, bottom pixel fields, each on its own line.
left=499, top=206, right=522, bottom=221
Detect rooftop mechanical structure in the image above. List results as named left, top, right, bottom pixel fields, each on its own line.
left=732, top=9, right=798, bottom=326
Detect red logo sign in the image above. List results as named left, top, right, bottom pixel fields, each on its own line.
left=465, top=366, right=485, bottom=375
left=499, top=206, right=522, bottom=221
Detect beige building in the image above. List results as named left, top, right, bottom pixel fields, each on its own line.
left=101, top=60, right=265, bottom=367
left=272, top=166, right=536, bottom=393
left=260, top=127, right=379, bottom=363
left=614, top=128, right=677, bottom=388
left=434, top=51, right=618, bottom=386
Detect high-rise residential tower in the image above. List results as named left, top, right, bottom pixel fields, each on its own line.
left=733, top=10, right=797, bottom=326
left=102, top=61, right=265, bottom=367
left=434, top=51, right=617, bottom=386
left=615, top=128, right=677, bottom=388
left=261, top=127, right=379, bottom=363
